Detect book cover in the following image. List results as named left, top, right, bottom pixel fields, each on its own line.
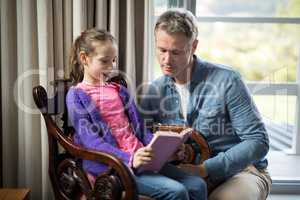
left=138, top=128, right=193, bottom=173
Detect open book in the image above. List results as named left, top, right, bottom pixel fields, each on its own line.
left=138, top=128, right=193, bottom=173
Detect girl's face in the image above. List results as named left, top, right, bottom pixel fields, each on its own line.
left=82, top=40, right=117, bottom=84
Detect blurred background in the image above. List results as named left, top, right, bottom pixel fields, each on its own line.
left=152, top=0, right=300, bottom=153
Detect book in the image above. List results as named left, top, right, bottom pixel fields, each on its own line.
left=138, top=127, right=193, bottom=173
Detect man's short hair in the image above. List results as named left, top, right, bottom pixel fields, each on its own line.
left=155, top=8, right=198, bottom=42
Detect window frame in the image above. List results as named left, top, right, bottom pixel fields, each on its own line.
left=195, top=10, right=300, bottom=155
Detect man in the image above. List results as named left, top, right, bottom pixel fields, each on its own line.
left=140, top=8, right=271, bottom=200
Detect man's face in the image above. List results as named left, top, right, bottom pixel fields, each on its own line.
left=155, top=29, right=197, bottom=80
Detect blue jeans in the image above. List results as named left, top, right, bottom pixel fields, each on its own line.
left=134, top=164, right=207, bottom=200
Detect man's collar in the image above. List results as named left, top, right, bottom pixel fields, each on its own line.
left=190, top=55, right=203, bottom=85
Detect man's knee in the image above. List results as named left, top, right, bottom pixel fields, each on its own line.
left=208, top=168, right=270, bottom=200
left=209, top=186, right=259, bottom=200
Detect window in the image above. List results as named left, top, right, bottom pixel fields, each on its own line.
left=149, top=0, right=300, bottom=153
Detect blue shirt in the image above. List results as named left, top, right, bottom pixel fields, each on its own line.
left=140, top=56, right=269, bottom=182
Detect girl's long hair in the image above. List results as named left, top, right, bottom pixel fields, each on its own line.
left=69, top=28, right=116, bottom=85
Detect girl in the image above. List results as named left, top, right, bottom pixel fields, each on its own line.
left=66, top=28, right=207, bottom=200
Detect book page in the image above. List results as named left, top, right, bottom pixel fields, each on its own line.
left=138, top=134, right=181, bottom=173
left=179, top=128, right=193, bottom=142
left=138, top=128, right=192, bottom=173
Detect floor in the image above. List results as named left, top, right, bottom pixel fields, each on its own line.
left=267, top=151, right=300, bottom=180
left=266, top=151, right=300, bottom=199
left=267, top=194, right=300, bottom=200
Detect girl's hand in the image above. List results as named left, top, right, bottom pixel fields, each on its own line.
left=132, top=147, right=154, bottom=169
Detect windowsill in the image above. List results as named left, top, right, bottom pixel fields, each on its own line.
left=267, top=151, right=300, bottom=194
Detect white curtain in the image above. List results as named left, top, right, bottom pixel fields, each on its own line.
left=1, top=0, right=147, bottom=199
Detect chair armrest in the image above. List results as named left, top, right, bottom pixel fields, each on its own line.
left=33, top=85, right=139, bottom=200
left=44, top=115, right=138, bottom=200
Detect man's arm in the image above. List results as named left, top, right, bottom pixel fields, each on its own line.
left=203, top=72, right=269, bottom=181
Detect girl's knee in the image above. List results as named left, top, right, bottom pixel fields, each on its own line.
left=170, top=184, right=189, bottom=199
left=188, top=177, right=207, bottom=200
left=189, top=176, right=207, bottom=190
left=165, top=183, right=189, bottom=199
left=199, top=177, right=207, bottom=191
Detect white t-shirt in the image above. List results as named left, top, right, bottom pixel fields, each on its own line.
left=174, top=83, right=190, bottom=121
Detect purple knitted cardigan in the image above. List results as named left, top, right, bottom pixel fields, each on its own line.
left=66, top=84, right=153, bottom=176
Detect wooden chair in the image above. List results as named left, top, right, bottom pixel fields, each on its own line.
left=32, top=76, right=211, bottom=200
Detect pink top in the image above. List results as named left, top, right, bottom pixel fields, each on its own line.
left=76, top=81, right=144, bottom=165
